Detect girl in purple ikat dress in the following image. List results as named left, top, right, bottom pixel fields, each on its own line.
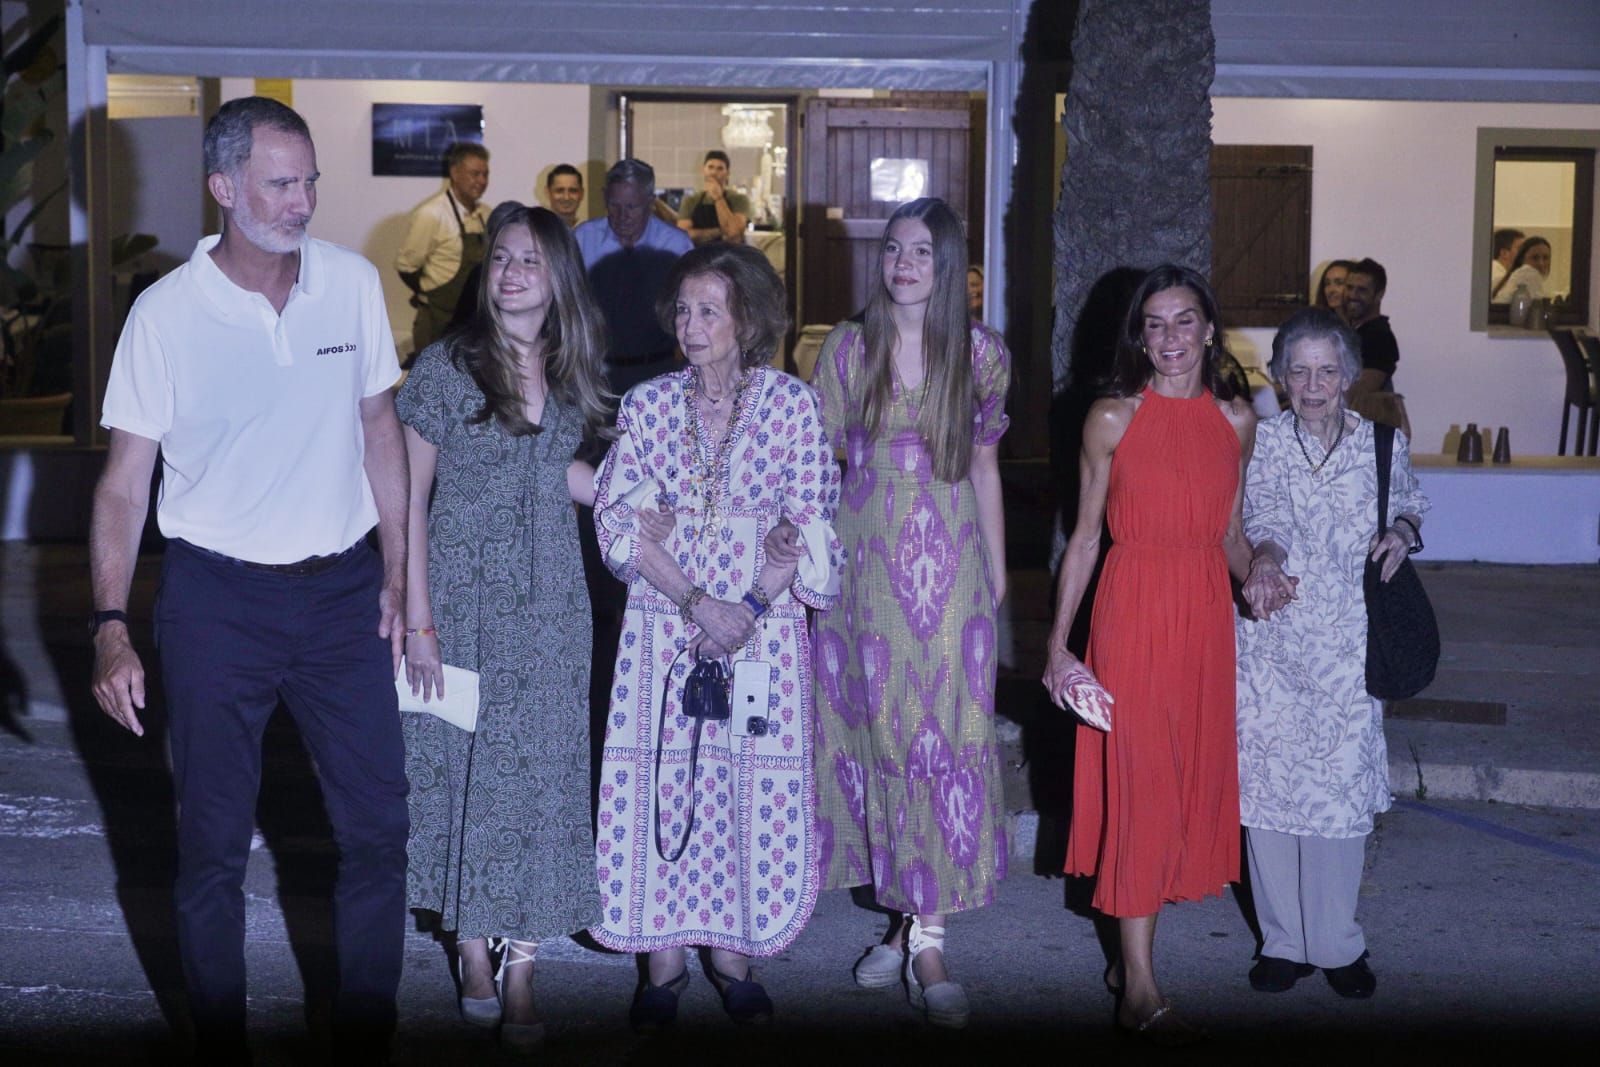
left=810, top=197, right=1012, bottom=1029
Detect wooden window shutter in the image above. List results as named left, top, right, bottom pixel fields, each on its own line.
left=1210, top=145, right=1312, bottom=328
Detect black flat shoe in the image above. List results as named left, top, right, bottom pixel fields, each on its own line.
left=709, top=964, right=774, bottom=1024
left=1115, top=999, right=1205, bottom=1048
left=629, top=969, right=690, bottom=1033
left=1249, top=955, right=1317, bottom=992
left=1324, top=952, right=1377, bottom=999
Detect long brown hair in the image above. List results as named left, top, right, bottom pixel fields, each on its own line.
left=1105, top=264, right=1239, bottom=401
left=860, top=197, right=974, bottom=483
left=453, top=204, right=612, bottom=435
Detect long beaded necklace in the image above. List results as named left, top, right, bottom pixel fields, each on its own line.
left=684, top=366, right=753, bottom=521
left=1292, top=411, right=1347, bottom=475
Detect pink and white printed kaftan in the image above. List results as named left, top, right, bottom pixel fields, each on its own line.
left=590, top=366, right=841, bottom=956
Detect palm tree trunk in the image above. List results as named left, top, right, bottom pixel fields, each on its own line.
left=1053, top=0, right=1215, bottom=387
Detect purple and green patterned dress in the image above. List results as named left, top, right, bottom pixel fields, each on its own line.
left=811, top=320, right=1011, bottom=915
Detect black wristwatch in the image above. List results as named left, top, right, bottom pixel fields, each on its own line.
left=89, top=609, right=128, bottom=637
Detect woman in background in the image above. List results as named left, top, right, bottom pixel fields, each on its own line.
left=1315, top=259, right=1355, bottom=317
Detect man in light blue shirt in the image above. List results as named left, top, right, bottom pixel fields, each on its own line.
left=575, top=158, right=692, bottom=397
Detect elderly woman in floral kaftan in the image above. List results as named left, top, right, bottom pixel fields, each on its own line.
left=1237, top=307, right=1428, bottom=1001
left=590, top=242, right=841, bottom=1030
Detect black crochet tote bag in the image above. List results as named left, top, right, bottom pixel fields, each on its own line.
left=1364, top=423, right=1440, bottom=700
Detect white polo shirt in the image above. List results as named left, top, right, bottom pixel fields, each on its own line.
left=102, top=235, right=401, bottom=564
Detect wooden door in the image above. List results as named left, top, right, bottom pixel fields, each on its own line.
left=1210, top=145, right=1313, bottom=328
left=801, top=95, right=983, bottom=329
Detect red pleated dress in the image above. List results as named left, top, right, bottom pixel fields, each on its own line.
left=1064, top=388, right=1242, bottom=918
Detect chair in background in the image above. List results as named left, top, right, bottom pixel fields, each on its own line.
left=1548, top=328, right=1597, bottom=456
left=1575, top=332, right=1600, bottom=457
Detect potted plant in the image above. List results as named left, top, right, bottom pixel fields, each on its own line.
left=1, top=14, right=154, bottom=435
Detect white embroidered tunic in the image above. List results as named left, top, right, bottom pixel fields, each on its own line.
left=1236, top=412, right=1430, bottom=838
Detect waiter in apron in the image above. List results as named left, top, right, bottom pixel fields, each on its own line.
left=396, top=142, right=490, bottom=362
left=675, top=150, right=750, bottom=246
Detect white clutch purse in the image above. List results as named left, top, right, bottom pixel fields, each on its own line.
left=395, top=659, right=480, bottom=733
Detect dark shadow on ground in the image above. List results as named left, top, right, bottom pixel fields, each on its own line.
left=4, top=1015, right=1598, bottom=1064
left=1024, top=267, right=1144, bottom=878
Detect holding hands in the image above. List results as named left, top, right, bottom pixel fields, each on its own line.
left=1243, top=550, right=1299, bottom=620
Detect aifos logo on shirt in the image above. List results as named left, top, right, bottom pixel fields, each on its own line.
left=315, top=342, right=358, bottom=356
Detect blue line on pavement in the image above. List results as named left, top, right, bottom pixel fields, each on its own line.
left=1394, top=798, right=1600, bottom=870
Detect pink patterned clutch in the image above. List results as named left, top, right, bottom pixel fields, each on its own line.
left=1059, top=664, right=1113, bottom=731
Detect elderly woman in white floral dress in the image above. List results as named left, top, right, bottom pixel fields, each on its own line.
left=1237, top=307, right=1428, bottom=1001
left=590, top=241, right=841, bottom=1030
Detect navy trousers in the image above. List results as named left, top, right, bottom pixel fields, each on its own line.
left=157, top=538, right=408, bottom=1052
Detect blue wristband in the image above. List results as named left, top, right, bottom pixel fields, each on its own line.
left=741, top=592, right=768, bottom=618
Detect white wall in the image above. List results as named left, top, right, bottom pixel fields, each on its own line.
left=219, top=78, right=593, bottom=352
left=1213, top=98, right=1600, bottom=457
left=107, top=114, right=205, bottom=278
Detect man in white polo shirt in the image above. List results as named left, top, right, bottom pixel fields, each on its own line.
left=89, top=96, right=410, bottom=1060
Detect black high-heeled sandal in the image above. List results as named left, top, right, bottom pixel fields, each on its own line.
left=629, top=969, right=690, bottom=1033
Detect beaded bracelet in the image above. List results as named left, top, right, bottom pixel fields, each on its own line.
left=679, top=587, right=708, bottom=623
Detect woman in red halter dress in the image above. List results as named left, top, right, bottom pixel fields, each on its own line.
left=1043, top=265, right=1256, bottom=1041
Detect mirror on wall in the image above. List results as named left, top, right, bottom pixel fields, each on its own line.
left=1471, top=129, right=1598, bottom=332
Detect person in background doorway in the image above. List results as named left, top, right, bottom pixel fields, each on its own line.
left=90, top=96, right=410, bottom=1061
left=546, top=164, right=584, bottom=228
left=1491, top=235, right=1552, bottom=304
left=1489, top=228, right=1525, bottom=295
left=573, top=159, right=695, bottom=881
left=397, top=141, right=491, bottom=363
left=967, top=264, right=984, bottom=317
left=575, top=158, right=694, bottom=397
left=676, top=150, right=750, bottom=246
left=1314, top=259, right=1355, bottom=317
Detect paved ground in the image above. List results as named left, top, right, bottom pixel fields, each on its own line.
left=2, top=545, right=1598, bottom=1062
